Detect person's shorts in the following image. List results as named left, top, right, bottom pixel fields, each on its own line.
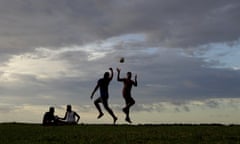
left=95, top=96, right=109, bottom=108
left=124, top=96, right=135, bottom=104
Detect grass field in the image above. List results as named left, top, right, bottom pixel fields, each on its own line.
left=0, top=123, right=239, bottom=144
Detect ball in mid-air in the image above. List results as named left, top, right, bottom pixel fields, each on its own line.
left=120, top=57, right=124, bottom=63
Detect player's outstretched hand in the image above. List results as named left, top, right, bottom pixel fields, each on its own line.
left=116, top=68, right=121, bottom=72
left=109, top=67, right=113, bottom=71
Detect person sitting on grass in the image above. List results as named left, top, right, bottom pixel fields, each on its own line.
left=58, top=105, right=80, bottom=125
left=42, top=107, right=59, bottom=126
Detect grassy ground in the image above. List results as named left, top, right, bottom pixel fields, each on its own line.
left=0, top=123, right=239, bottom=144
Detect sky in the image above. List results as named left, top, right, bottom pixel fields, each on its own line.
left=0, top=0, right=240, bottom=124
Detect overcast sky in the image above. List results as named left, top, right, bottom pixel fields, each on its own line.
left=0, top=0, right=240, bottom=124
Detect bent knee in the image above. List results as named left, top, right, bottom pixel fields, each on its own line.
left=131, top=100, right=135, bottom=105
left=94, top=100, right=99, bottom=105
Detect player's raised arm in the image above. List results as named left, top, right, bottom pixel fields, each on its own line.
left=109, top=67, right=113, bottom=80
left=117, top=68, right=124, bottom=81
left=133, top=74, right=138, bottom=87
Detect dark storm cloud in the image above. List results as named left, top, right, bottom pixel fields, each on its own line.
left=0, top=0, right=239, bottom=54
left=130, top=48, right=240, bottom=104
left=0, top=0, right=104, bottom=51
left=0, top=72, right=92, bottom=105
left=142, top=0, right=240, bottom=47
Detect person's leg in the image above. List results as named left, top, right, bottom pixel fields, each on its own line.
left=102, top=99, right=117, bottom=124
left=123, top=96, right=135, bottom=123
left=122, top=97, right=129, bottom=116
left=54, top=118, right=67, bottom=125
left=127, top=97, right=135, bottom=109
left=94, top=97, right=104, bottom=118
left=122, top=98, right=128, bottom=114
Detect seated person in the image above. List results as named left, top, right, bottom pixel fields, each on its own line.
left=42, top=107, right=58, bottom=126
left=58, top=105, right=80, bottom=125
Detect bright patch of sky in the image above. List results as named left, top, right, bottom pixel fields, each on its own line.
left=0, top=48, right=84, bottom=81
left=185, top=41, right=240, bottom=70
left=0, top=54, right=74, bottom=80
left=0, top=33, right=148, bottom=82
left=56, top=33, right=146, bottom=60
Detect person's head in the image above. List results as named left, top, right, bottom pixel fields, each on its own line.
left=104, top=72, right=110, bottom=79
left=49, top=107, right=55, bottom=114
left=127, top=72, right=132, bottom=79
left=67, top=105, right=72, bottom=112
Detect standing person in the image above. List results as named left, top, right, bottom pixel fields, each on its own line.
left=116, top=68, right=137, bottom=123
left=58, top=105, right=80, bottom=125
left=91, top=68, right=118, bottom=124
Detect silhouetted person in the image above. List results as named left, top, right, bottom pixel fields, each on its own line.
left=42, top=107, right=58, bottom=126
left=58, top=105, right=80, bottom=125
left=91, top=68, right=118, bottom=124
left=117, top=68, right=137, bottom=123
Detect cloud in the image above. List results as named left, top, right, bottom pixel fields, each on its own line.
left=0, top=0, right=240, bottom=123
left=130, top=98, right=240, bottom=113
left=0, top=0, right=239, bottom=53
left=191, top=43, right=240, bottom=70
left=1, top=41, right=240, bottom=108
left=0, top=104, right=22, bottom=113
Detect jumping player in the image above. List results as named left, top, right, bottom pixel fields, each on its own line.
left=91, top=68, right=118, bottom=124
left=116, top=68, right=137, bottom=123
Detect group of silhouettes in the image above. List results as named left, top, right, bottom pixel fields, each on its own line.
left=42, top=105, right=80, bottom=126
left=43, top=67, right=137, bottom=125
